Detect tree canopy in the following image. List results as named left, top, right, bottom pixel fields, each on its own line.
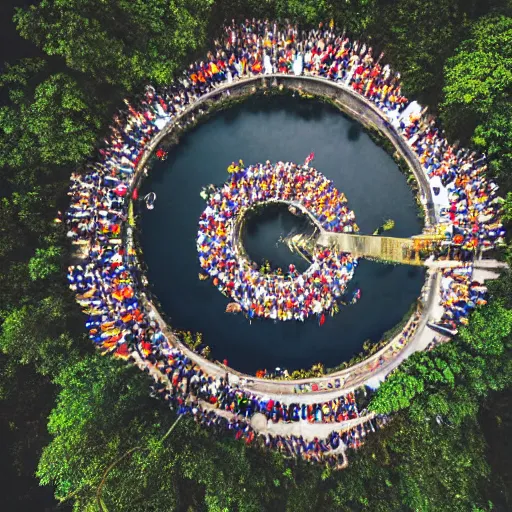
left=14, top=0, right=214, bottom=89
left=0, top=0, right=512, bottom=510
left=441, top=14, right=512, bottom=188
left=0, top=60, right=105, bottom=169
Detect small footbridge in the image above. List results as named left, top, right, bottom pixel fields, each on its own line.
left=284, top=200, right=442, bottom=266
left=317, top=232, right=429, bottom=266
left=315, top=232, right=509, bottom=270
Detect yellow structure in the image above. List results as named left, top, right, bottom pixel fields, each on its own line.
left=316, top=232, right=445, bottom=266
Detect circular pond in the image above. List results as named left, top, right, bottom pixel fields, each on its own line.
left=242, top=202, right=315, bottom=274
left=139, top=94, right=425, bottom=374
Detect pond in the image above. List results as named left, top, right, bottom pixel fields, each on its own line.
left=242, top=202, right=316, bottom=274
left=139, top=94, right=425, bottom=374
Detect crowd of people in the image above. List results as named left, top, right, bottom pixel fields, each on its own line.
left=439, top=266, right=488, bottom=330
left=139, top=338, right=363, bottom=464
left=190, top=20, right=409, bottom=117
left=401, top=116, right=505, bottom=254
left=138, top=340, right=360, bottom=424
left=398, top=96, right=503, bottom=330
left=197, top=162, right=358, bottom=321
left=64, top=19, right=505, bottom=465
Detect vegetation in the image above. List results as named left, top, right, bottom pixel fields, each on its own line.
left=1, top=0, right=512, bottom=511
left=373, top=219, right=395, bottom=235
left=14, top=0, right=214, bottom=90
left=440, top=14, right=512, bottom=188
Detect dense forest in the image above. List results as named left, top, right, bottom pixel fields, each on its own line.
left=1, top=0, right=511, bottom=511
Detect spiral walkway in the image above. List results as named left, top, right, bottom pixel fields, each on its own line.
left=67, top=29, right=504, bottom=464
left=126, top=74, right=503, bottom=444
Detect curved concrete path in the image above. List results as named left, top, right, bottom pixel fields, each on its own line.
left=129, top=74, right=441, bottom=398
left=121, top=73, right=506, bottom=450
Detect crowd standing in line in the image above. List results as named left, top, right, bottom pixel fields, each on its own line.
left=197, top=162, right=358, bottom=321
left=399, top=107, right=503, bottom=329
left=65, top=20, right=503, bottom=465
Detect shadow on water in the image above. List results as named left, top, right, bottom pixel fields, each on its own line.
left=224, top=94, right=328, bottom=123
left=373, top=264, right=395, bottom=277
left=140, top=95, right=425, bottom=373
left=347, top=123, right=362, bottom=141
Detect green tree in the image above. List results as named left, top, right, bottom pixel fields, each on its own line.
left=369, top=372, right=425, bottom=414
left=440, top=15, right=512, bottom=143
left=37, top=355, right=177, bottom=511
left=37, top=355, right=300, bottom=511
left=479, top=389, right=512, bottom=509
left=275, top=0, right=329, bottom=25
left=0, top=61, right=104, bottom=169
left=502, top=192, right=512, bottom=223
left=38, top=350, right=500, bottom=512
left=0, top=360, right=64, bottom=511
left=329, top=412, right=491, bottom=512
left=28, top=245, right=62, bottom=281
left=459, top=300, right=512, bottom=356
left=442, top=15, right=512, bottom=116
left=369, top=301, right=512, bottom=419
left=14, top=0, right=214, bottom=89
left=472, top=101, right=512, bottom=185
left=367, top=0, right=472, bottom=105
left=0, top=297, right=83, bottom=376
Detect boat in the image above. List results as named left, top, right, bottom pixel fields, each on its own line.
left=350, top=288, right=361, bottom=304
left=198, top=273, right=209, bottom=281
left=225, top=302, right=242, bottom=314
left=144, top=192, right=156, bottom=210
left=304, top=152, right=315, bottom=166
left=155, top=148, right=168, bottom=160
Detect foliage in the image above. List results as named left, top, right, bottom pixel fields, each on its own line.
left=479, top=389, right=512, bottom=508
left=28, top=245, right=62, bottom=280
left=459, top=301, right=512, bottom=356
left=37, top=355, right=303, bottom=512
left=0, top=58, right=96, bottom=378
left=0, top=1, right=512, bottom=510
left=275, top=0, right=330, bottom=25
left=37, top=355, right=180, bottom=511
left=373, top=218, right=395, bottom=234
left=14, top=0, right=214, bottom=89
left=472, top=100, right=512, bottom=186
left=328, top=412, right=491, bottom=512
left=178, top=330, right=203, bottom=350
left=208, top=0, right=377, bottom=37
left=0, top=360, right=64, bottom=511
left=440, top=15, right=512, bottom=148
left=274, top=362, right=325, bottom=380
left=370, top=301, right=512, bottom=422
left=0, top=61, right=105, bottom=169
left=366, top=0, right=472, bottom=105
left=442, top=15, right=512, bottom=117
left=0, top=296, right=83, bottom=376
left=37, top=351, right=497, bottom=512
left=382, top=219, right=394, bottom=231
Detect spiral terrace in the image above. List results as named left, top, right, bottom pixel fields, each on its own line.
left=66, top=21, right=504, bottom=467
left=140, top=96, right=425, bottom=372
left=197, top=162, right=360, bottom=322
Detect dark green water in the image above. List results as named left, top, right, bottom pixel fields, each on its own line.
left=242, top=202, right=315, bottom=273
left=140, top=95, right=425, bottom=374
